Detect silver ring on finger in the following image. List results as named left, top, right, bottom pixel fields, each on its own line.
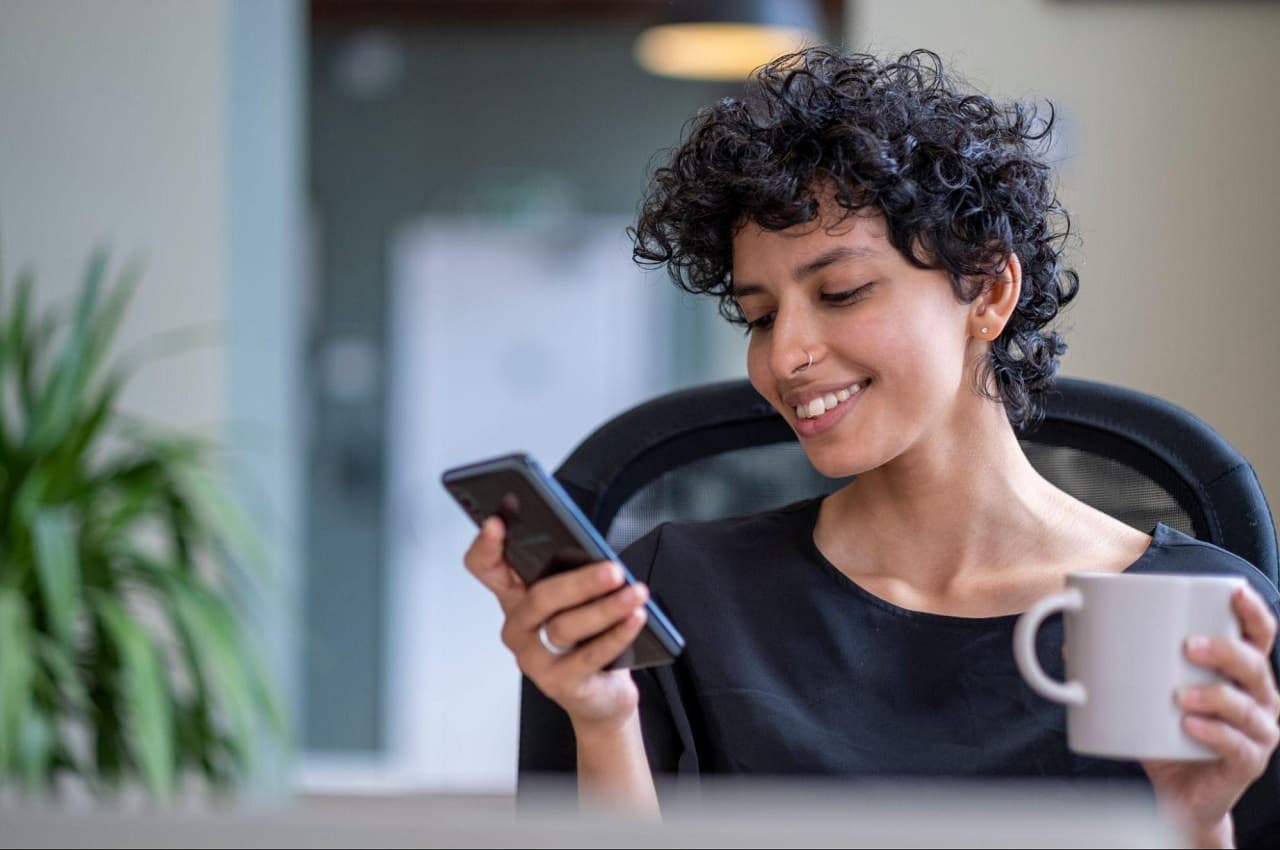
left=538, top=622, right=576, bottom=657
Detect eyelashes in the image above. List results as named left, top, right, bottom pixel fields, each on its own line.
left=742, top=283, right=875, bottom=335
left=827, top=284, right=873, bottom=303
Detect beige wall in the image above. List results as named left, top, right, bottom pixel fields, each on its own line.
left=849, top=0, right=1280, bottom=505
left=0, top=0, right=227, bottom=435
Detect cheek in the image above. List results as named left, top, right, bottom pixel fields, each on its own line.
left=746, top=339, right=771, bottom=398
left=863, top=316, right=968, bottom=407
left=902, top=328, right=970, bottom=403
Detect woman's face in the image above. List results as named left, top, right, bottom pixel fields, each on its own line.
left=734, top=204, right=982, bottom=479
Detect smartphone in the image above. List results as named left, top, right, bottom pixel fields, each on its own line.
left=441, top=452, right=684, bottom=670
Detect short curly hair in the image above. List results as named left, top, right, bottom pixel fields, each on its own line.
left=631, top=48, right=1078, bottom=429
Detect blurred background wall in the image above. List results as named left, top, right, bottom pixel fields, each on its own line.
left=0, top=0, right=228, bottom=434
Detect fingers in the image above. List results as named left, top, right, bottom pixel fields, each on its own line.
left=1179, top=682, right=1280, bottom=747
left=542, top=583, right=649, bottom=649
left=462, top=515, right=502, bottom=580
left=1186, top=632, right=1280, bottom=715
left=463, top=517, right=525, bottom=611
left=522, top=609, right=647, bottom=712
left=1233, top=585, right=1278, bottom=656
left=1182, top=715, right=1274, bottom=781
left=1174, top=591, right=1280, bottom=776
left=505, top=572, right=648, bottom=689
left=562, top=605, right=649, bottom=677
left=510, top=560, right=627, bottom=634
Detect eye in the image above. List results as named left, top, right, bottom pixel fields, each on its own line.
left=742, top=283, right=874, bottom=336
left=823, top=282, right=875, bottom=303
left=743, top=312, right=775, bottom=335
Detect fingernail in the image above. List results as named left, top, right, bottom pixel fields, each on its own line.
left=1186, top=636, right=1210, bottom=656
left=1176, top=687, right=1199, bottom=708
left=631, top=583, right=649, bottom=603
left=1184, top=715, right=1210, bottom=736
left=604, top=564, right=622, bottom=584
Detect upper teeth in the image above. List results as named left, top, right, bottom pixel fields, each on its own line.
left=796, top=381, right=868, bottom=419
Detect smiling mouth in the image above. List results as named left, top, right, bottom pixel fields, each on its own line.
left=794, top=379, right=872, bottom=420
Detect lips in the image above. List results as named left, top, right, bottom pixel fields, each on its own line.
left=792, top=379, right=868, bottom=438
left=793, top=379, right=871, bottom=420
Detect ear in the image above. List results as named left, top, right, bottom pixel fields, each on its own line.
left=970, top=253, right=1022, bottom=341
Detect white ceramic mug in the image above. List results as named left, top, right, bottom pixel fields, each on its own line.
left=1013, top=572, right=1245, bottom=761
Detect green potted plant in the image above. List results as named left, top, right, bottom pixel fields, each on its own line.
left=0, top=252, right=286, bottom=801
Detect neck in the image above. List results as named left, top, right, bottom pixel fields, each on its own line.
left=821, top=395, right=1074, bottom=593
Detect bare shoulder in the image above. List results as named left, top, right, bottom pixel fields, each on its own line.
left=1053, top=496, right=1154, bottom=574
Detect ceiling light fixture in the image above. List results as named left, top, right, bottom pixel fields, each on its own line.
left=635, top=0, right=826, bottom=82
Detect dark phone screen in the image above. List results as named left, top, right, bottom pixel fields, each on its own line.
left=446, top=457, right=681, bottom=669
left=454, top=471, right=604, bottom=584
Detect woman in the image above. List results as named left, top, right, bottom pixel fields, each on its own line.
left=463, top=49, right=1280, bottom=847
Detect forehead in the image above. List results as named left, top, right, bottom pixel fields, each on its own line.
left=731, top=206, right=892, bottom=277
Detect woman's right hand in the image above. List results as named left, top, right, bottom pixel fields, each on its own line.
left=463, top=515, right=651, bottom=730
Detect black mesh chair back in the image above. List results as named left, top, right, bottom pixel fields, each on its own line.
left=518, top=376, right=1278, bottom=786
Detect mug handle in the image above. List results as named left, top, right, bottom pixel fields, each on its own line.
left=1013, top=587, right=1087, bottom=706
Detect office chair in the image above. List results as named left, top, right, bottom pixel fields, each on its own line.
left=517, top=376, right=1279, bottom=787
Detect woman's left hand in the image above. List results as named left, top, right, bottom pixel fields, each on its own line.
left=1141, top=584, right=1280, bottom=848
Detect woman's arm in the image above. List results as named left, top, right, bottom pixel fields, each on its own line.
left=574, top=711, right=661, bottom=818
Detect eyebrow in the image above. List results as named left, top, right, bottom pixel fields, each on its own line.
left=731, top=245, right=883, bottom=299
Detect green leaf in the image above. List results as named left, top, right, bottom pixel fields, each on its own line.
left=40, top=375, right=123, bottom=516
left=83, top=260, right=139, bottom=377
left=245, top=638, right=288, bottom=744
left=30, top=639, right=83, bottom=787
left=27, top=254, right=105, bottom=451
left=32, top=509, right=82, bottom=646
left=13, top=310, right=57, bottom=429
left=164, top=578, right=259, bottom=772
left=35, top=633, right=87, bottom=712
left=0, top=288, right=9, bottom=455
left=129, top=561, right=283, bottom=776
left=9, top=271, right=41, bottom=416
left=12, top=462, right=51, bottom=532
left=86, top=455, right=167, bottom=533
left=7, top=270, right=33, bottom=356
left=118, top=560, right=231, bottom=781
left=174, top=698, right=228, bottom=784
left=0, top=253, right=289, bottom=795
left=0, top=590, right=36, bottom=775
left=173, top=465, right=270, bottom=579
left=90, top=592, right=174, bottom=801
left=16, top=710, right=54, bottom=788
left=89, top=653, right=128, bottom=791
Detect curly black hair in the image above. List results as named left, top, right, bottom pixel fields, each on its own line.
left=631, top=48, right=1078, bottom=429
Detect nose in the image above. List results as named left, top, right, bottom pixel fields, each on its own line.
left=767, top=308, right=820, bottom=378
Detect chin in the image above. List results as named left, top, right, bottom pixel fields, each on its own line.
left=804, top=449, right=874, bottom=481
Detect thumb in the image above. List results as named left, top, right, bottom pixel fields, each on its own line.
left=464, top=517, right=527, bottom=609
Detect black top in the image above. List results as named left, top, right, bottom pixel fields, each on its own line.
left=622, top=496, right=1280, bottom=848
